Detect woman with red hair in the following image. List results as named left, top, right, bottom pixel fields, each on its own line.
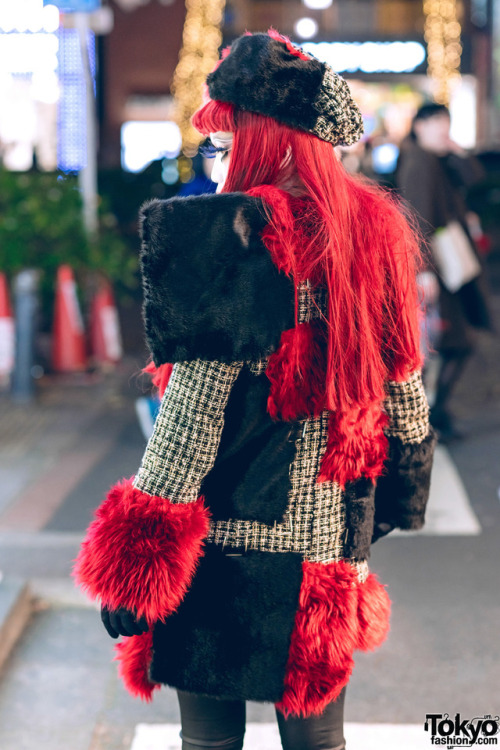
left=75, top=29, right=435, bottom=750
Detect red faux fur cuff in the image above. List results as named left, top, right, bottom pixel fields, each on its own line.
left=276, top=559, right=391, bottom=718
left=73, top=478, right=210, bottom=624
left=115, top=631, right=159, bottom=702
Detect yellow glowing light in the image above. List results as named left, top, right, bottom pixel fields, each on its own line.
left=423, top=0, right=462, bottom=105
left=172, top=0, right=227, bottom=154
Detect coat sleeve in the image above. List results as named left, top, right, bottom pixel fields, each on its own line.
left=73, top=358, right=243, bottom=625
left=374, top=370, right=436, bottom=531
left=73, top=192, right=295, bottom=625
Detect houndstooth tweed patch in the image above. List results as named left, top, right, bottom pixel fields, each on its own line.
left=311, top=67, right=364, bottom=147
left=247, top=358, right=268, bottom=376
left=206, top=411, right=350, bottom=566
left=298, top=280, right=327, bottom=324
left=132, top=278, right=430, bottom=584
left=208, top=280, right=348, bottom=566
left=134, top=359, right=243, bottom=501
left=384, top=370, right=430, bottom=444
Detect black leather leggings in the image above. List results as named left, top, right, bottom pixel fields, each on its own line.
left=177, top=687, right=346, bottom=750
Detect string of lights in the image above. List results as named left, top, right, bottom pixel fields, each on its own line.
left=423, top=0, right=462, bottom=105
left=172, top=0, right=227, bottom=155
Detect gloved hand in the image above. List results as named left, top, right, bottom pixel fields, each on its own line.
left=101, top=605, right=149, bottom=639
left=371, top=522, right=395, bottom=544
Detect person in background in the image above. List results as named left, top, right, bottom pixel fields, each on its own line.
left=396, top=102, right=491, bottom=442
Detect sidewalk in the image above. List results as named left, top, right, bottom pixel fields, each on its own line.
left=0, top=358, right=148, bottom=634
left=0, top=358, right=146, bottom=530
left=0, top=357, right=153, bottom=749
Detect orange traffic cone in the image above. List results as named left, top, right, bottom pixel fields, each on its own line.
left=90, top=278, right=123, bottom=368
left=51, top=265, right=87, bottom=372
left=0, top=273, right=15, bottom=387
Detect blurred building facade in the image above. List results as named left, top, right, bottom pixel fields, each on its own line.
left=0, top=0, right=499, bottom=175
left=98, top=0, right=185, bottom=168
left=98, top=0, right=499, bottom=174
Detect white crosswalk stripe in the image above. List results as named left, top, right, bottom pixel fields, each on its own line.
left=130, top=722, right=431, bottom=749
left=390, top=444, right=481, bottom=536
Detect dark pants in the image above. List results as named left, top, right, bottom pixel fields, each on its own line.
left=177, top=687, right=346, bottom=750
left=429, top=350, right=470, bottom=428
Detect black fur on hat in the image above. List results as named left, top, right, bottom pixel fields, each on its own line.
left=206, top=30, right=364, bottom=146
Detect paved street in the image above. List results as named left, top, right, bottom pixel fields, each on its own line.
left=0, top=289, right=499, bottom=750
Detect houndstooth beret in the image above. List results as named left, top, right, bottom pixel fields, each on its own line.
left=206, top=31, right=364, bottom=147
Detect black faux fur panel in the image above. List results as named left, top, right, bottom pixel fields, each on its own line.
left=374, top=430, right=437, bottom=530
left=139, top=193, right=295, bottom=364
left=201, top=366, right=301, bottom=524
left=207, top=34, right=324, bottom=133
left=343, top=477, right=376, bottom=560
left=150, top=545, right=303, bottom=703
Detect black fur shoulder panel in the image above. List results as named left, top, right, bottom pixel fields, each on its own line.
left=139, top=192, right=295, bottom=364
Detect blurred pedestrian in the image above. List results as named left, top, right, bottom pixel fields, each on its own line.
left=74, top=30, right=435, bottom=750
left=396, top=102, right=491, bottom=442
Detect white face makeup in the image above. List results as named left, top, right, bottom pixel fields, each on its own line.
left=210, top=131, right=233, bottom=192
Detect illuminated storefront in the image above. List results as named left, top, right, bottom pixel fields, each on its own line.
left=0, top=0, right=94, bottom=172
left=228, top=0, right=493, bottom=170
left=296, top=36, right=477, bottom=176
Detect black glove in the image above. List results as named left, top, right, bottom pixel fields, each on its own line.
left=101, top=605, right=149, bottom=639
left=371, top=522, right=395, bottom=544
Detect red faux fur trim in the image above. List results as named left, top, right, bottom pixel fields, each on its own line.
left=143, top=361, right=173, bottom=399
left=73, top=478, right=210, bottom=623
left=247, top=185, right=296, bottom=276
left=266, top=322, right=326, bottom=421
left=276, top=560, right=391, bottom=718
left=318, top=406, right=389, bottom=488
left=250, top=183, right=394, bottom=485
left=115, top=630, right=160, bottom=702
left=267, top=28, right=312, bottom=61
left=356, top=570, right=392, bottom=651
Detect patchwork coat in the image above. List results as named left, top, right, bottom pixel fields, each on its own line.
left=75, top=191, right=436, bottom=718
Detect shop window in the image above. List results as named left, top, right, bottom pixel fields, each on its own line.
left=121, top=121, right=181, bottom=173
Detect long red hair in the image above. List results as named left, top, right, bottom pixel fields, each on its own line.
left=192, top=51, right=423, bottom=485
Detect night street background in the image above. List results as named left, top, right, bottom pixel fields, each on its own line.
left=1, top=0, right=500, bottom=747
